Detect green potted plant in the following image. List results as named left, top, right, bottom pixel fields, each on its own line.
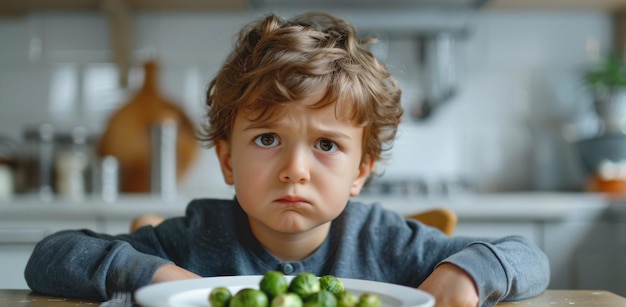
left=584, top=53, right=626, bottom=134
left=577, top=54, right=626, bottom=194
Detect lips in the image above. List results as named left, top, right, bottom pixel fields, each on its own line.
left=275, top=195, right=310, bottom=206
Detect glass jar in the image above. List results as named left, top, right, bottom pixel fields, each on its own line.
left=0, top=136, right=17, bottom=200
left=54, top=126, right=91, bottom=201
left=21, top=123, right=55, bottom=200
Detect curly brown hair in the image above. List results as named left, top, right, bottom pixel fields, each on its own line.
left=200, top=12, right=403, bottom=162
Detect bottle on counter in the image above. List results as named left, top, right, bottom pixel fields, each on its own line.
left=91, top=155, right=119, bottom=202
left=21, top=123, right=55, bottom=201
left=0, top=136, right=17, bottom=200
left=150, top=119, right=178, bottom=201
left=54, top=126, right=91, bottom=201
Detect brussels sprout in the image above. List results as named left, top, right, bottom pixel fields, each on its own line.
left=319, top=275, right=344, bottom=296
left=261, top=270, right=289, bottom=299
left=230, top=288, right=269, bottom=307
left=289, top=273, right=321, bottom=298
left=271, top=292, right=304, bottom=307
left=357, top=293, right=381, bottom=307
left=303, top=289, right=337, bottom=307
left=209, top=287, right=232, bottom=307
left=336, top=291, right=358, bottom=307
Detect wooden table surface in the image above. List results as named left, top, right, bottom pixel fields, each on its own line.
left=1, top=289, right=625, bottom=306
left=497, top=290, right=626, bottom=306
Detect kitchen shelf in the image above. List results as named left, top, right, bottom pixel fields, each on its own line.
left=2, top=0, right=626, bottom=15
left=487, top=0, right=626, bottom=11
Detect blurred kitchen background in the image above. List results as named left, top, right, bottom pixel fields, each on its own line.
left=0, top=0, right=619, bottom=200
left=3, top=0, right=626, bottom=295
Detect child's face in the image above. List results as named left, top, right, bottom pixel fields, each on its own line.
left=215, top=93, right=373, bottom=235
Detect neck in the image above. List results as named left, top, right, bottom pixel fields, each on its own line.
left=249, top=220, right=330, bottom=262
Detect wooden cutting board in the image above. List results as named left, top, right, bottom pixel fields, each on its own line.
left=97, top=60, right=199, bottom=193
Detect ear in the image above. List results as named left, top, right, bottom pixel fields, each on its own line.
left=215, top=140, right=234, bottom=185
left=349, top=157, right=375, bottom=196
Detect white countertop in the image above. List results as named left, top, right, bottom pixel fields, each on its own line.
left=0, top=191, right=615, bottom=222
left=355, top=192, right=613, bottom=222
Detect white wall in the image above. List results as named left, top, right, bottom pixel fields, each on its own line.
left=0, top=9, right=612, bottom=196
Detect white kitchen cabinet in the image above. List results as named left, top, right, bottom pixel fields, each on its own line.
left=575, top=251, right=617, bottom=291
left=0, top=219, right=99, bottom=289
left=543, top=218, right=626, bottom=296
left=455, top=222, right=540, bottom=245
left=0, top=244, right=35, bottom=289
left=616, top=222, right=626, bottom=295
left=101, top=218, right=134, bottom=235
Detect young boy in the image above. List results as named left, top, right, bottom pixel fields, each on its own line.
left=25, top=12, right=549, bottom=306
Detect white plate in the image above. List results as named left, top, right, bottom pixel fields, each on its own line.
left=135, top=275, right=434, bottom=307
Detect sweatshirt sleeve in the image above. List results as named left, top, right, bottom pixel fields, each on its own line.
left=24, top=228, right=174, bottom=301
left=441, top=235, right=550, bottom=307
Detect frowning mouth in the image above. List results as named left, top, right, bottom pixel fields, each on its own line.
left=275, top=195, right=310, bottom=206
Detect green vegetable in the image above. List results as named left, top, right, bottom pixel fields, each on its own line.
left=357, top=293, right=381, bottom=307
left=209, top=287, right=232, bottom=307
left=319, top=275, right=344, bottom=296
left=271, top=292, right=304, bottom=307
left=336, top=291, right=358, bottom=307
left=289, top=273, right=321, bottom=298
left=229, top=288, right=268, bottom=307
left=303, top=289, right=337, bottom=307
left=208, top=273, right=379, bottom=307
left=261, top=270, right=289, bottom=299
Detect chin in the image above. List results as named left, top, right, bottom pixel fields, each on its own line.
left=261, top=210, right=333, bottom=233
left=273, top=217, right=324, bottom=234
left=273, top=218, right=309, bottom=233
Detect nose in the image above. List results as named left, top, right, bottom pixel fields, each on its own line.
left=279, top=145, right=311, bottom=184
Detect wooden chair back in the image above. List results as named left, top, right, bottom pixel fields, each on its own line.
left=130, top=214, right=166, bottom=233
left=407, top=208, right=457, bottom=236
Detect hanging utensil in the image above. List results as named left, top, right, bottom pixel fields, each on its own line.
left=412, top=31, right=460, bottom=120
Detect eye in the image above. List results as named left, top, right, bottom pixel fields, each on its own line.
left=254, top=133, right=279, bottom=148
left=315, top=139, right=338, bottom=153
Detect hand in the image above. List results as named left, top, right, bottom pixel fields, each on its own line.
left=418, top=263, right=479, bottom=307
left=151, top=263, right=201, bottom=284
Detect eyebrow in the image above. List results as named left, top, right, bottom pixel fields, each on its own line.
left=242, top=121, right=354, bottom=140
left=319, top=130, right=353, bottom=140
left=241, top=120, right=274, bottom=132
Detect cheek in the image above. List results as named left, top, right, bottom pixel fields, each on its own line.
left=317, top=166, right=358, bottom=197
left=318, top=154, right=360, bottom=179
left=231, top=152, right=273, bottom=186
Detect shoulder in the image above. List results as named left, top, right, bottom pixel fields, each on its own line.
left=156, top=198, right=242, bottom=238
left=186, top=198, right=237, bottom=211
left=342, top=199, right=407, bottom=226
left=341, top=199, right=444, bottom=240
left=338, top=200, right=419, bottom=239
left=183, top=198, right=240, bottom=221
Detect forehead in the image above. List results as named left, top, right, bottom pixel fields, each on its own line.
left=241, top=92, right=359, bottom=127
